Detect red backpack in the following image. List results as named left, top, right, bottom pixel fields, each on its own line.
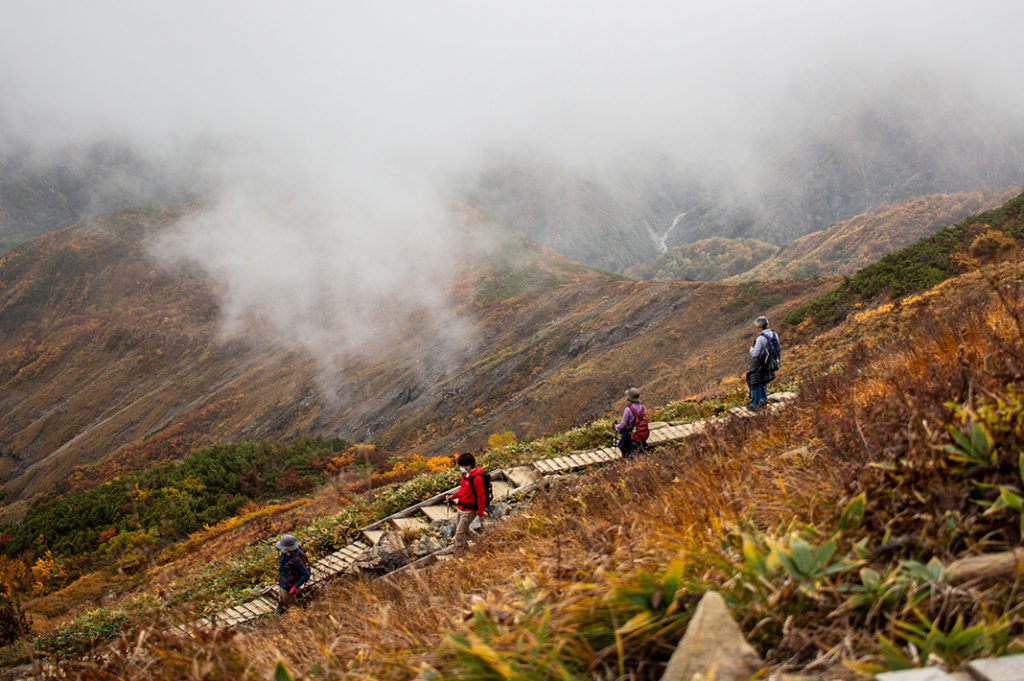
left=629, top=404, right=649, bottom=442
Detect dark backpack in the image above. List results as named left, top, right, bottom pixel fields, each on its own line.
left=629, top=404, right=649, bottom=442
left=471, top=470, right=494, bottom=507
left=760, top=331, right=781, bottom=372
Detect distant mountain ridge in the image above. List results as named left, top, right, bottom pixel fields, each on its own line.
left=467, top=105, right=1024, bottom=272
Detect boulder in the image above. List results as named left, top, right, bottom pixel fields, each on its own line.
left=410, top=534, right=445, bottom=557
left=351, top=532, right=409, bottom=574
left=488, top=502, right=512, bottom=519
left=659, top=591, right=763, bottom=681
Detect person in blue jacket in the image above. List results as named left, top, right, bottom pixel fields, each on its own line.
left=275, top=534, right=310, bottom=612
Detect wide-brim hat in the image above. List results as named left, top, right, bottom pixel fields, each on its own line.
left=625, top=387, right=641, bottom=403
left=275, top=534, right=299, bottom=552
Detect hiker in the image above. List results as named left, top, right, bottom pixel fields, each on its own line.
left=746, top=316, right=780, bottom=409
left=275, top=534, right=310, bottom=611
left=444, top=453, right=487, bottom=550
left=615, top=387, right=649, bottom=458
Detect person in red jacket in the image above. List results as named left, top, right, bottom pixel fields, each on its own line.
left=444, top=452, right=486, bottom=550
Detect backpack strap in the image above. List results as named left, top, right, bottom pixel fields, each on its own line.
left=627, top=403, right=645, bottom=422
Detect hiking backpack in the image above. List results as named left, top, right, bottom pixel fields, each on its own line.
left=472, top=470, right=494, bottom=507
left=760, top=330, right=781, bottom=372
left=629, top=404, right=650, bottom=443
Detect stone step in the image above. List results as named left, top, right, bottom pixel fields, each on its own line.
left=505, top=466, right=541, bottom=488
left=967, top=654, right=1024, bottom=681
left=876, top=668, right=970, bottom=681
left=421, top=504, right=453, bottom=522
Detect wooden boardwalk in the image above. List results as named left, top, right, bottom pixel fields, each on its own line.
left=172, top=392, right=796, bottom=634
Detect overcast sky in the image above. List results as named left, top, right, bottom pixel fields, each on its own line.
left=3, top=1, right=1022, bottom=168
left=2, top=1, right=1022, bottom=390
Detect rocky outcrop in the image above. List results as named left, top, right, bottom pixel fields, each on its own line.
left=659, top=591, right=763, bottom=681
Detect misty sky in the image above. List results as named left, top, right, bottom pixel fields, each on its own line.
left=2, top=0, right=1023, bottom=390
left=2, top=2, right=1022, bottom=165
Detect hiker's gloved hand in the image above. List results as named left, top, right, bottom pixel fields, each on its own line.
left=288, top=586, right=297, bottom=595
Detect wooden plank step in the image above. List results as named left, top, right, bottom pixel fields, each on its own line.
left=421, top=505, right=453, bottom=522
left=533, top=459, right=555, bottom=473
left=392, top=516, right=429, bottom=532
left=491, top=480, right=513, bottom=499
left=363, top=529, right=384, bottom=545
left=250, top=598, right=276, bottom=614
left=663, top=426, right=688, bottom=440
left=660, top=426, right=684, bottom=440
left=318, top=554, right=349, bottom=570
left=339, top=542, right=367, bottom=558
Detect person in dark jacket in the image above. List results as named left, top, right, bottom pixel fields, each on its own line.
left=444, top=453, right=486, bottom=550
left=615, top=387, right=648, bottom=458
left=746, top=316, right=779, bottom=409
left=275, top=534, right=310, bottom=611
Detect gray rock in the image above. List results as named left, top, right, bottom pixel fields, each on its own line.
left=410, top=535, right=445, bottom=556
left=659, top=591, right=763, bottom=681
left=488, top=502, right=512, bottom=519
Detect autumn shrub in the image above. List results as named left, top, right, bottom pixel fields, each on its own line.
left=1, top=437, right=349, bottom=589
left=0, top=593, right=29, bottom=646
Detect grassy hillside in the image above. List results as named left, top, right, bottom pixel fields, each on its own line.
left=784, top=189, right=1024, bottom=327
left=624, top=236, right=778, bottom=281
left=4, top=226, right=1023, bottom=678
left=730, top=189, right=1017, bottom=282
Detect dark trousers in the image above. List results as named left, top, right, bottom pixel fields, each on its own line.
left=619, top=431, right=644, bottom=458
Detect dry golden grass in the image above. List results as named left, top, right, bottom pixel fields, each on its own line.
left=21, top=258, right=1024, bottom=679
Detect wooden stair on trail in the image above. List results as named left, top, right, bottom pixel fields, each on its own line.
left=175, top=392, right=797, bottom=634
left=421, top=505, right=454, bottom=522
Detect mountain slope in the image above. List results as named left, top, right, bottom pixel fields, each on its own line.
left=466, top=103, right=1024, bottom=271
left=783, top=189, right=1024, bottom=327
left=728, top=189, right=1018, bottom=282
left=0, top=204, right=831, bottom=518
left=623, top=236, right=778, bottom=281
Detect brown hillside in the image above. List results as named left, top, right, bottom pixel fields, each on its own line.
left=0, top=205, right=832, bottom=517
left=727, top=189, right=1017, bottom=281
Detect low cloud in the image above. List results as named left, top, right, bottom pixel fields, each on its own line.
left=3, top=1, right=1024, bottom=398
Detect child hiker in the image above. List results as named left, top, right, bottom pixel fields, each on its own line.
left=275, top=534, right=310, bottom=612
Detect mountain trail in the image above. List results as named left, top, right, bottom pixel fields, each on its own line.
left=168, top=392, right=797, bottom=635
